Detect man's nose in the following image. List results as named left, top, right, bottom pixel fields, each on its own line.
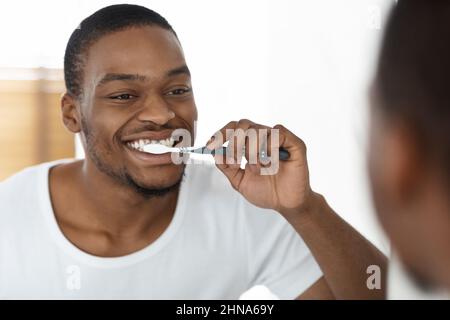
left=136, top=95, right=175, bottom=125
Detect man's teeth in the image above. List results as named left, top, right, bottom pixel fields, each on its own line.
left=127, top=138, right=175, bottom=151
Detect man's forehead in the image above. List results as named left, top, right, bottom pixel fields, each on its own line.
left=95, top=65, right=191, bottom=87
left=87, top=26, right=179, bottom=56
left=84, top=27, right=187, bottom=86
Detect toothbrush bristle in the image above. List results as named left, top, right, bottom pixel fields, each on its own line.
left=142, top=143, right=172, bottom=154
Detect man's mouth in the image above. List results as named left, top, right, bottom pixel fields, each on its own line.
left=121, top=133, right=185, bottom=166
left=126, top=137, right=177, bottom=152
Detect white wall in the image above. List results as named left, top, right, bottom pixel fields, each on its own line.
left=1, top=0, right=395, bottom=298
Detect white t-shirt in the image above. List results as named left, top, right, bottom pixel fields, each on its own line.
left=0, top=159, right=322, bottom=299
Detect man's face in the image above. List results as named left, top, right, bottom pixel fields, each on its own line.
left=367, top=85, right=450, bottom=290
left=367, top=89, right=431, bottom=287
left=79, top=26, right=197, bottom=195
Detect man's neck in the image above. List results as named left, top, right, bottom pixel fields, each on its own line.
left=49, top=159, right=180, bottom=257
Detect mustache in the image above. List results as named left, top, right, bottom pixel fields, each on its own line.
left=119, top=123, right=183, bottom=137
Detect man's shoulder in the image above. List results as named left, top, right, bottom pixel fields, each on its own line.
left=0, top=159, right=72, bottom=218
left=1, top=158, right=74, bottom=185
left=0, top=164, right=42, bottom=194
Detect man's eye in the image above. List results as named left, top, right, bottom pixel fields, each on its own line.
left=166, top=88, right=191, bottom=96
left=110, top=93, right=136, bottom=100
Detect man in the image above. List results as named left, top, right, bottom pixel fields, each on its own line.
left=0, top=4, right=385, bottom=299
left=368, top=0, right=450, bottom=298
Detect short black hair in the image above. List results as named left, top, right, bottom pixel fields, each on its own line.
left=64, top=4, right=177, bottom=99
left=375, top=0, right=450, bottom=185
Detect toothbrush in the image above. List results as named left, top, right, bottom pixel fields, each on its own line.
left=142, top=144, right=290, bottom=161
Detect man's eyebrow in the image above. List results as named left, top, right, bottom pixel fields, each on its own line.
left=97, top=73, right=147, bottom=86
left=166, top=65, right=191, bottom=78
left=96, top=66, right=190, bottom=87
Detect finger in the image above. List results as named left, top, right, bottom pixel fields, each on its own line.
left=215, top=160, right=245, bottom=192
left=228, top=127, right=247, bottom=165
left=221, top=119, right=255, bottom=164
left=206, top=119, right=257, bottom=151
left=261, top=128, right=272, bottom=162
left=244, top=125, right=269, bottom=167
left=232, top=125, right=264, bottom=165
left=259, top=129, right=278, bottom=168
left=245, top=162, right=261, bottom=174
left=205, top=120, right=237, bottom=150
left=206, top=123, right=234, bottom=151
left=273, top=124, right=306, bottom=160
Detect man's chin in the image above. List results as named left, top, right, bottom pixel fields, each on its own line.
left=124, top=166, right=185, bottom=198
left=406, top=266, right=436, bottom=292
left=132, top=164, right=184, bottom=184
left=134, top=179, right=182, bottom=192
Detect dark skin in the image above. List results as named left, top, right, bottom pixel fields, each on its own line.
left=54, top=25, right=386, bottom=298
left=55, top=26, right=196, bottom=257
left=206, top=120, right=387, bottom=299
left=369, top=86, right=450, bottom=290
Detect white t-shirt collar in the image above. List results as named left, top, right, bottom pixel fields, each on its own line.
left=37, top=159, right=188, bottom=269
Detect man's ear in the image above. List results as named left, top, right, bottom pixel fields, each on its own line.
left=384, top=122, right=425, bottom=205
left=61, top=93, right=81, bottom=133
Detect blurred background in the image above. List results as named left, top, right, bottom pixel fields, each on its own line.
left=0, top=0, right=395, bottom=298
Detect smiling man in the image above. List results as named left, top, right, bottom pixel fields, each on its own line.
left=0, top=4, right=385, bottom=299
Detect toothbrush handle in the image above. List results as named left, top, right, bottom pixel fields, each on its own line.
left=196, top=146, right=290, bottom=161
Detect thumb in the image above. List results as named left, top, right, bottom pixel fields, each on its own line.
left=213, top=153, right=245, bottom=191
